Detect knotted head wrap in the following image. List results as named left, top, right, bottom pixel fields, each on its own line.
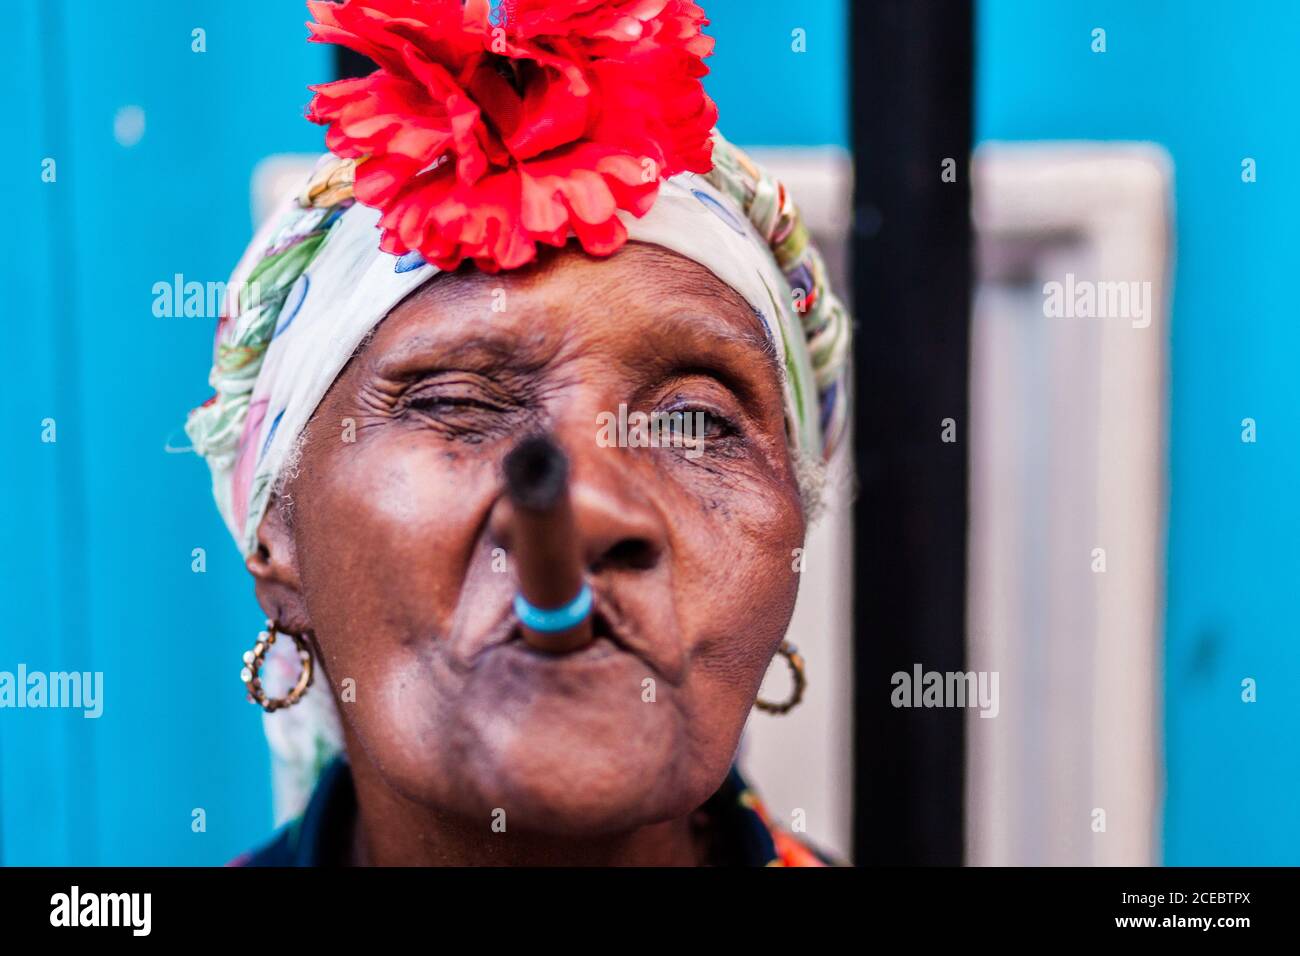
left=186, top=0, right=852, bottom=817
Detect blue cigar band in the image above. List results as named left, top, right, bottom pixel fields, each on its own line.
left=514, top=583, right=593, bottom=633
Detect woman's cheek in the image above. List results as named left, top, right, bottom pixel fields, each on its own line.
left=702, top=460, right=805, bottom=576
left=298, top=436, right=496, bottom=688
left=333, top=435, right=495, bottom=579
left=673, top=463, right=805, bottom=683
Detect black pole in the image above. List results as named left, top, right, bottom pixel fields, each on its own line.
left=335, top=46, right=374, bottom=81
left=850, top=1, right=973, bottom=865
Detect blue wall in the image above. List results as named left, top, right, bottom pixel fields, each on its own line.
left=0, top=0, right=844, bottom=865
left=2, top=1, right=331, bottom=866
left=979, top=0, right=1300, bottom=863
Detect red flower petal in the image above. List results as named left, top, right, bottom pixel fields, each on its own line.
left=305, top=0, right=717, bottom=272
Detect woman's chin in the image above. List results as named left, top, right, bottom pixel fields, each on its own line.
left=461, top=760, right=692, bottom=837
left=455, top=682, right=699, bottom=835
left=373, top=677, right=705, bottom=834
left=358, top=642, right=731, bottom=836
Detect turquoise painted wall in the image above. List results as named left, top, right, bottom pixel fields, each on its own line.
left=2, top=0, right=333, bottom=866
left=0, top=0, right=845, bottom=865
left=979, top=0, right=1300, bottom=863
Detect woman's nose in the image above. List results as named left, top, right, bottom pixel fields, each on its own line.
left=568, top=456, right=666, bottom=574
left=489, top=439, right=666, bottom=576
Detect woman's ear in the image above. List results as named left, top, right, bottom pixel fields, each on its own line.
left=245, top=497, right=312, bottom=635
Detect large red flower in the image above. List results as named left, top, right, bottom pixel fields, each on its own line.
left=305, top=0, right=718, bottom=272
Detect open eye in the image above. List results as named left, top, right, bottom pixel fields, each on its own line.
left=655, top=405, right=736, bottom=441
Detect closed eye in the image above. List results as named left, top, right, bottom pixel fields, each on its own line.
left=398, top=373, right=526, bottom=440
left=407, top=394, right=507, bottom=413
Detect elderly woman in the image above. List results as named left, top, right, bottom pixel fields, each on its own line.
left=189, top=0, right=851, bottom=867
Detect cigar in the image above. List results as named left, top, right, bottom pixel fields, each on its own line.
left=503, top=434, right=594, bottom=654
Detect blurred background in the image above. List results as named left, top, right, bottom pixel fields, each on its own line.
left=1, top=0, right=1296, bottom=865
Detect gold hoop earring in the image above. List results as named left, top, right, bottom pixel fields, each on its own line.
left=241, top=619, right=314, bottom=713
left=755, top=641, right=806, bottom=715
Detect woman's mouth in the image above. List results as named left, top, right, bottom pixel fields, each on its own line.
left=453, top=594, right=682, bottom=683
left=503, top=610, right=624, bottom=662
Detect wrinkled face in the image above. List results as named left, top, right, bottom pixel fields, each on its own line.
left=279, top=242, right=805, bottom=835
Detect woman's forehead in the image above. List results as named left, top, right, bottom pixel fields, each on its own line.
left=403, top=241, right=745, bottom=310
left=372, top=242, right=777, bottom=370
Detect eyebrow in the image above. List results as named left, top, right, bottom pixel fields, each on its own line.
left=373, top=328, right=555, bottom=379
left=645, top=310, right=784, bottom=388
left=372, top=299, right=784, bottom=393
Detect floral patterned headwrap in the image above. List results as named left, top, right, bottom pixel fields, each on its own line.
left=186, top=0, right=852, bottom=816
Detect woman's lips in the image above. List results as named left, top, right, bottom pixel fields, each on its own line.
left=503, top=610, right=619, bottom=659
left=450, top=591, right=684, bottom=683
left=501, top=630, right=623, bottom=665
